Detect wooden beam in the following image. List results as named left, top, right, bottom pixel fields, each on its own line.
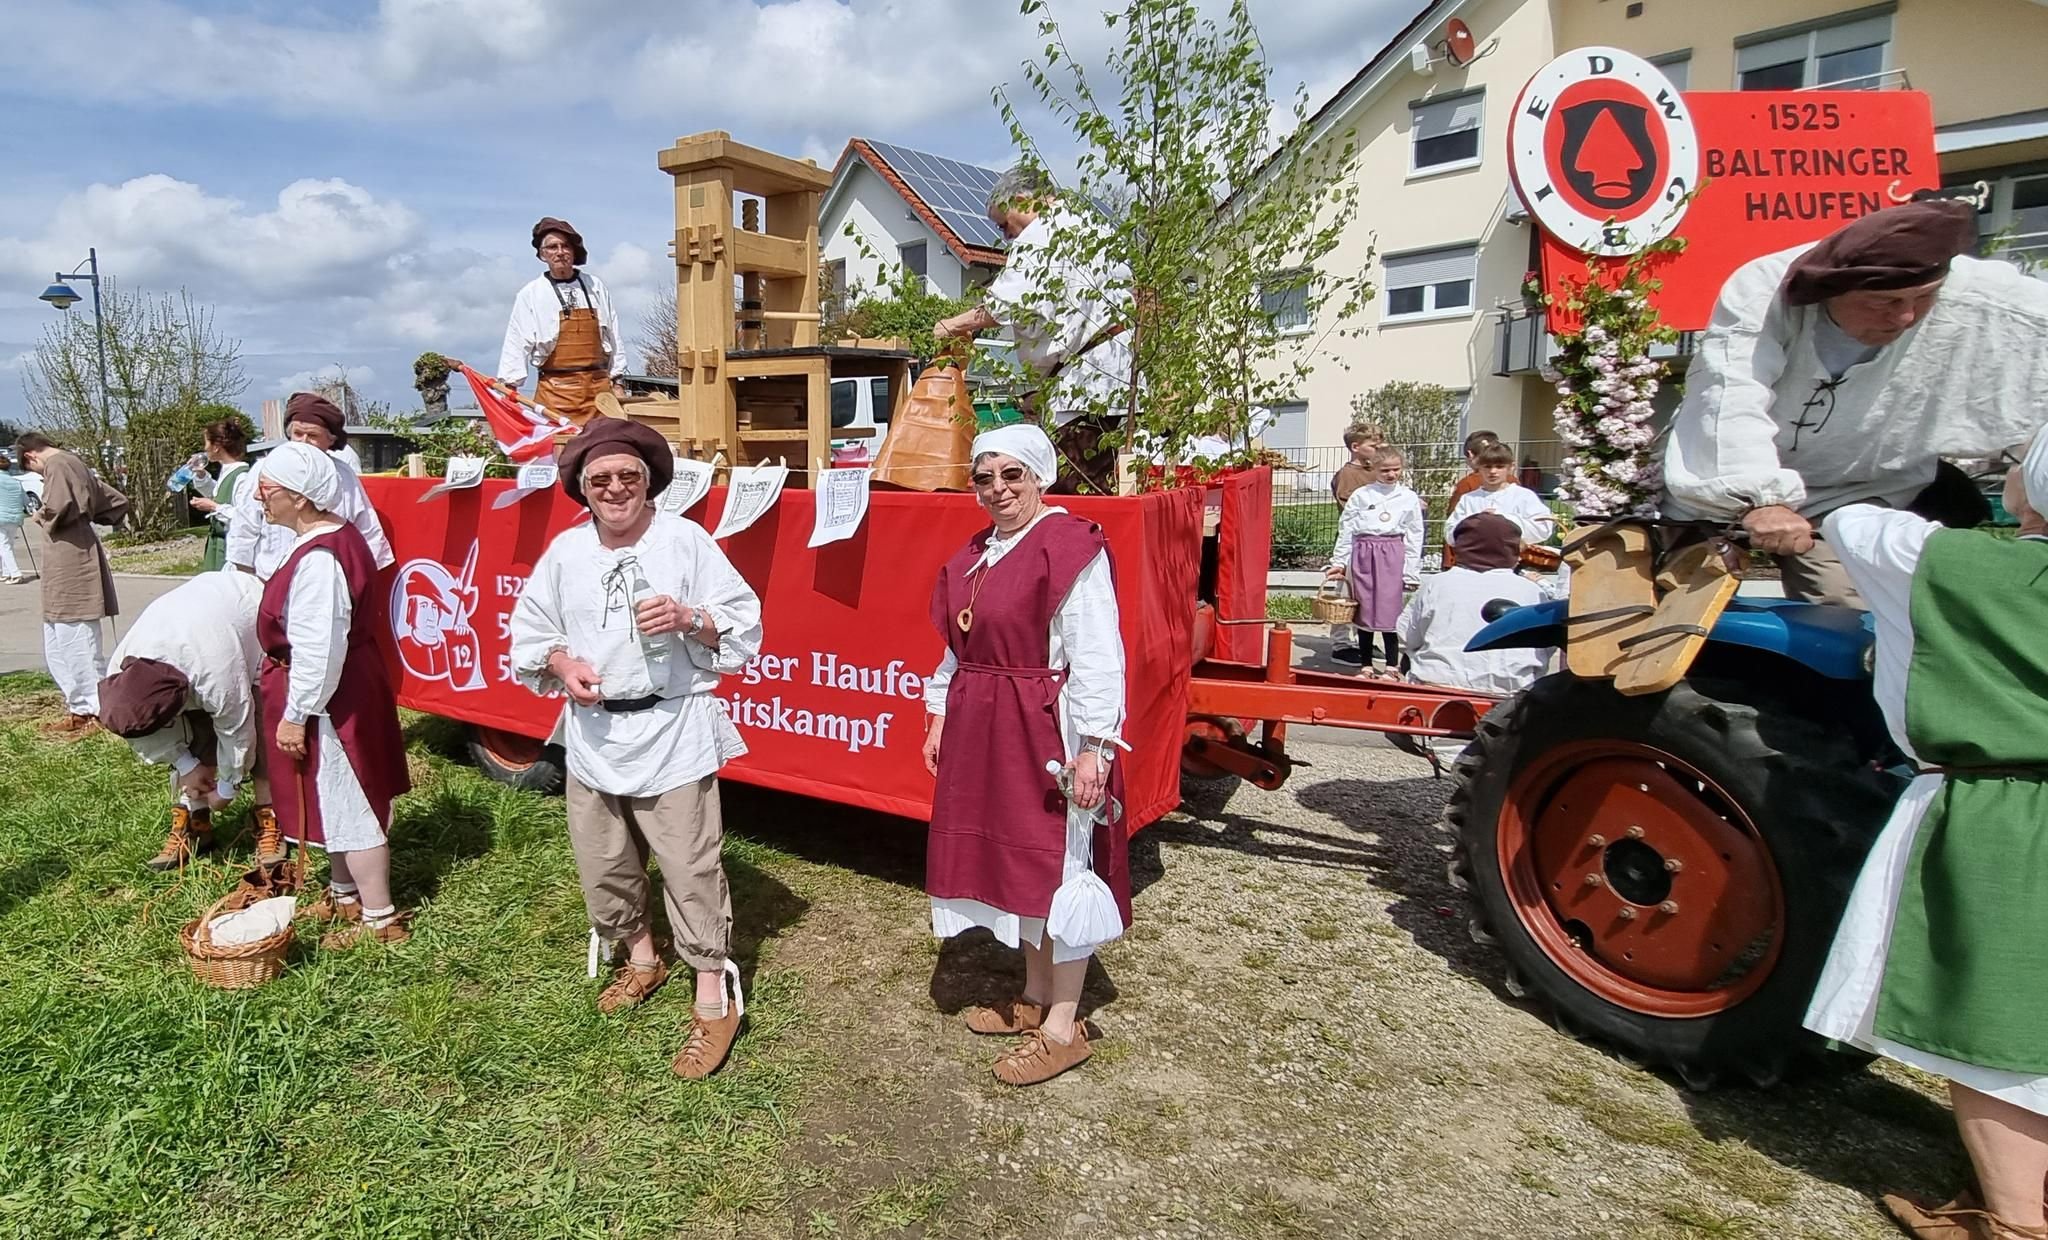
left=657, top=131, right=832, bottom=196
left=728, top=229, right=807, bottom=279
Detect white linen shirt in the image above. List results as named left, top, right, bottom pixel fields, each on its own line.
left=227, top=449, right=393, bottom=581
left=1445, top=483, right=1556, bottom=547
left=110, top=572, right=264, bottom=795
left=983, top=206, right=1135, bottom=426
left=1664, top=251, right=2048, bottom=521
left=497, top=271, right=626, bottom=388
left=274, top=522, right=386, bottom=851
left=508, top=511, right=762, bottom=798
left=1397, top=566, right=1549, bottom=697
left=1330, top=482, right=1424, bottom=581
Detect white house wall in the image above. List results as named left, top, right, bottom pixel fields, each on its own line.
left=819, top=162, right=969, bottom=300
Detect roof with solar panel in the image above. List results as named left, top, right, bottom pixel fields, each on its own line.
left=824, top=139, right=1011, bottom=268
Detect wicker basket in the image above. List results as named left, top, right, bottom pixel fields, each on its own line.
left=179, top=889, right=294, bottom=990
left=1309, top=579, right=1357, bottom=626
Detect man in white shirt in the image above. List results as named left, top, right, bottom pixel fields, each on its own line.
left=508, top=418, right=762, bottom=1080
left=498, top=217, right=626, bottom=427
left=96, top=572, right=279, bottom=871
left=226, top=393, right=393, bottom=580
left=1662, top=199, right=2048, bottom=604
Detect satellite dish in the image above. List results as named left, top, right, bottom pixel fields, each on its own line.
left=1444, top=18, right=1478, bottom=67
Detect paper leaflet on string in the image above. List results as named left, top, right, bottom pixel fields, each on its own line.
left=807, top=459, right=872, bottom=548
left=660, top=454, right=718, bottom=517
left=711, top=459, right=788, bottom=539
left=458, top=363, right=576, bottom=463
left=491, top=460, right=561, bottom=509
left=418, top=456, right=487, bottom=502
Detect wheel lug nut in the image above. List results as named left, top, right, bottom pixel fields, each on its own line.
left=1586, top=834, right=1607, bottom=848
left=1583, top=873, right=1604, bottom=887
left=1663, top=858, right=1684, bottom=873
left=1625, top=825, right=1645, bottom=839
left=1617, top=906, right=1637, bottom=921
left=1658, top=900, right=1680, bottom=915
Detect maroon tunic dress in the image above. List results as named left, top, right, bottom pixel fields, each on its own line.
left=258, top=523, right=409, bottom=849
left=926, top=514, right=1132, bottom=928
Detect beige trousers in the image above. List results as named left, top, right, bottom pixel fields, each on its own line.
left=565, top=772, right=731, bottom=971
left=1773, top=539, right=1865, bottom=608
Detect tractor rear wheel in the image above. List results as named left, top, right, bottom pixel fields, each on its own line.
left=1447, top=672, right=1897, bottom=1089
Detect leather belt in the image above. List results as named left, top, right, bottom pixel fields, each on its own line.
left=600, top=694, right=665, bottom=713
left=541, top=365, right=608, bottom=375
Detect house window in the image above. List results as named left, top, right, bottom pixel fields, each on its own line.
left=1736, top=8, right=1892, bottom=91
left=1262, top=401, right=1309, bottom=452
left=1951, top=169, right=2048, bottom=274
left=1649, top=50, right=1691, bottom=91
left=899, top=240, right=928, bottom=277
left=1259, top=271, right=1311, bottom=333
left=1410, top=90, right=1484, bottom=175
left=1382, top=244, right=1478, bottom=322
left=824, top=258, right=847, bottom=298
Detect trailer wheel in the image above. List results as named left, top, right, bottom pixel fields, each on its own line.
left=1447, top=673, right=1895, bottom=1089
left=467, top=725, right=566, bottom=794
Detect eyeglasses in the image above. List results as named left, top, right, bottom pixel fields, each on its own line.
left=585, top=470, right=646, bottom=492
left=539, top=243, right=576, bottom=255
left=971, top=466, right=1030, bottom=489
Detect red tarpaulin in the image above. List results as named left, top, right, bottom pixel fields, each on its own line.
left=360, top=476, right=1227, bottom=831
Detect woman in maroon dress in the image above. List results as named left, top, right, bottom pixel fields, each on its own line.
left=255, top=443, right=411, bottom=947
left=922, top=424, right=1130, bottom=1086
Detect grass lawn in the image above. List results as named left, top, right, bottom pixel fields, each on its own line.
left=0, top=671, right=815, bottom=1237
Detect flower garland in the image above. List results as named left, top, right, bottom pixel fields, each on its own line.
left=1544, top=239, right=1683, bottom=520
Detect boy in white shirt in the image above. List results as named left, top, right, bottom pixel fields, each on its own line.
left=1445, top=440, right=1556, bottom=549
left=1325, top=446, right=1424, bottom=669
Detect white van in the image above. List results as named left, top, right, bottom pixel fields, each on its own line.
left=829, top=375, right=895, bottom=463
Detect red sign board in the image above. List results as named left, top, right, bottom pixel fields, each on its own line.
left=356, top=474, right=1259, bottom=832
left=1535, top=90, right=1940, bottom=331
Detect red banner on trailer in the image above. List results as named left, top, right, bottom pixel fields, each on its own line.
left=359, top=474, right=1236, bottom=832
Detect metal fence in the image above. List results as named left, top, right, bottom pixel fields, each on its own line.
left=1265, top=439, right=1566, bottom=569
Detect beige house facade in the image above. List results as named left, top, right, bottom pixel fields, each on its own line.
left=1265, top=0, right=2048, bottom=479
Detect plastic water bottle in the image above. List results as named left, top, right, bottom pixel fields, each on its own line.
left=165, top=463, right=195, bottom=493
left=1046, top=758, right=1122, bottom=825
left=629, top=567, right=670, bottom=667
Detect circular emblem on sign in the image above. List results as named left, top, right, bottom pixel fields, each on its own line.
left=1509, top=46, right=1699, bottom=257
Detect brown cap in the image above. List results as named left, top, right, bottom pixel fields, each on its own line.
left=1781, top=200, right=1979, bottom=306
left=97, top=657, right=191, bottom=739
left=1452, top=512, right=1523, bottom=572
left=284, top=391, right=347, bottom=443
left=532, top=217, right=587, bottom=266
left=558, top=418, right=673, bottom=507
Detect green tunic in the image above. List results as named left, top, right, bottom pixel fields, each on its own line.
left=198, top=461, right=250, bottom=574
left=1874, top=529, right=2048, bottom=1074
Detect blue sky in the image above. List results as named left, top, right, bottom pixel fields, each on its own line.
left=0, top=0, right=1409, bottom=427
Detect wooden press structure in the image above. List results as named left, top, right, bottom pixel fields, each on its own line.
left=635, top=131, right=912, bottom=486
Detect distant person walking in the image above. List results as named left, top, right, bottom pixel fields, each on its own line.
left=17, top=432, right=128, bottom=735
left=0, top=452, right=30, bottom=584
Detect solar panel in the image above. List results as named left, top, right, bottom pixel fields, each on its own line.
left=866, top=141, right=1009, bottom=251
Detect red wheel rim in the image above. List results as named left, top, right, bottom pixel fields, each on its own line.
left=1497, top=739, right=1785, bottom=1018
left=474, top=725, right=545, bottom=772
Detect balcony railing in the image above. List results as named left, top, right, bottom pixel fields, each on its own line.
left=1991, top=231, right=2048, bottom=279
left=1798, top=67, right=1911, bottom=92
left=1492, top=307, right=1696, bottom=377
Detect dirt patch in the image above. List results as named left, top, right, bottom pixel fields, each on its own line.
left=105, top=532, right=204, bottom=576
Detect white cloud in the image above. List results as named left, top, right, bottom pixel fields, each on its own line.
left=274, top=363, right=375, bottom=396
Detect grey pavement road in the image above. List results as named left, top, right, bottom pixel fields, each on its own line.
left=0, top=521, right=187, bottom=674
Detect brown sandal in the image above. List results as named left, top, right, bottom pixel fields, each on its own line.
left=964, top=998, right=1045, bottom=1035
left=993, top=1025, right=1092, bottom=1086
left=1882, top=1191, right=2048, bottom=1239
left=297, top=886, right=363, bottom=926
left=671, top=962, right=745, bottom=1080
left=597, top=959, right=669, bottom=1014
left=321, top=914, right=412, bottom=950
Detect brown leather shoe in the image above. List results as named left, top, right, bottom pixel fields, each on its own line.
left=321, top=914, right=412, bottom=950
left=1882, top=1192, right=2048, bottom=1239
left=252, top=806, right=285, bottom=864
left=965, top=998, right=1045, bottom=1035
left=42, top=713, right=98, bottom=739
left=993, top=1024, right=1092, bottom=1086
left=597, top=959, right=669, bottom=1014
left=671, top=961, right=746, bottom=1080
left=145, top=807, right=213, bottom=871
left=297, top=886, right=364, bottom=926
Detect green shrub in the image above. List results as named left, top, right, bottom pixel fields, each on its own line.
left=1271, top=504, right=1331, bottom=568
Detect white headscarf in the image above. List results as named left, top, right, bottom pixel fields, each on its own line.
left=259, top=441, right=341, bottom=510
left=2023, top=430, right=2048, bottom=517
left=971, top=423, right=1058, bottom=488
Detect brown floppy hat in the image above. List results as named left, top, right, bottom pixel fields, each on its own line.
left=558, top=418, right=674, bottom=507
left=98, top=657, right=191, bottom=739
left=1781, top=200, right=1980, bottom=306
left=532, top=217, right=588, bottom=266
left=285, top=391, right=348, bottom=445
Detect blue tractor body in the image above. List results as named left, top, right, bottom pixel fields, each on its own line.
left=1466, top=596, right=1875, bottom=681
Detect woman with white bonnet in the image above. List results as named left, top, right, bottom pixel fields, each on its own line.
left=921, top=422, right=1131, bottom=1086
left=255, top=442, right=411, bottom=948
left=1803, top=431, right=2048, bottom=1239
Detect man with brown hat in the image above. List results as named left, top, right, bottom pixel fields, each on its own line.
left=1664, top=199, right=2048, bottom=604
left=497, top=218, right=626, bottom=426
left=17, top=431, right=128, bottom=734
left=506, top=418, right=762, bottom=1079
left=97, top=571, right=280, bottom=871
left=226, top=392, right=392, bottom=580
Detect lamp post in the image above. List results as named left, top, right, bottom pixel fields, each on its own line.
left=38, top=248, right=113, bottom=469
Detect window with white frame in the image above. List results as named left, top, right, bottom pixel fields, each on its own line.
left=899, top=240, right=928, bottom=277
left=1261, top=401, right=1309, bottom=452
left=1736, top=7, right=1892, bottom=91
left=1382, top=245, right=1478, bottom=322
left=1410, top=90, right=1484, bottom=175
left=1259, top=271, right=1311, bottom=333
left=1650, top=50, right=1691, bottom=91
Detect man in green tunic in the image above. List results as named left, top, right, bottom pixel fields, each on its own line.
left=1805, top=433, right=2048, bottom=1240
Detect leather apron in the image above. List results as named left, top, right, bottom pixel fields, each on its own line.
left=535, top=275, right=610, bottom=427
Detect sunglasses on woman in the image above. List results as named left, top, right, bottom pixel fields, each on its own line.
left=971, top=466, right=1030, bottom=489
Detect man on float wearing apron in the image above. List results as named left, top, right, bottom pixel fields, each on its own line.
left=498, top=217, right=627, bottom=427
left=1662, top=200, right=2048, bottom=605
left=1805, top=433, right=2048, bottom=1240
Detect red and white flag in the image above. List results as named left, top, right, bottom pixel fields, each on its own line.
left=459, top=364, right=574, bottom=462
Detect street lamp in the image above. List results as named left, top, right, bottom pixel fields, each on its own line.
left=38, top=248, right=113, bottom=468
